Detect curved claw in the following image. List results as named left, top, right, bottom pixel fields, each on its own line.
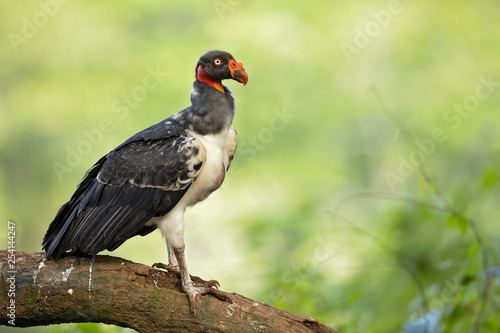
left=185, top=284, right=200, bottom=315
left=152, top=264, right=219, bottom=289
left=152, top=262, right=180, bottom=273
left=183, top=283, right=233, bottom=316
left=151, top=262, right=166, bottom=269
left=205, top=279, right=220, bottom=289
left=190, top=275, right=220, bottom=289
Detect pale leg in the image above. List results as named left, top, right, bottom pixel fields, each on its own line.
left=168, top=242, right=179, bottom=267
left=154, top=209, right=230, bottom=314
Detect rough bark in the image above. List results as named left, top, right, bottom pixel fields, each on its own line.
left=0, top=251, right=340, bottom=332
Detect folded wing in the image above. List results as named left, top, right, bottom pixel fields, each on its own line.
left=43, top=136, right=206, bottom=258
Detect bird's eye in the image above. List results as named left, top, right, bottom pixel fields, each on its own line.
left=214, top=58, right=222, bottom=66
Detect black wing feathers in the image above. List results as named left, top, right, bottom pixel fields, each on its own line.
left=98, top=136, right=204, bottom=190
left=43, top=130, right=206, bottom=259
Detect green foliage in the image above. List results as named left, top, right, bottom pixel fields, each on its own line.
left=1, top=0, right=499, bottom=332
left=446, top=215, right=468, bottom=235
left=39, top=323, right=133, bottom=333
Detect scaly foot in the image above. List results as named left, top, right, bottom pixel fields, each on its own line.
left=152, top=262, right=220, bottom=289
left=152, top=262, right=179, bottom=273
left=183, top=282, right=232, bottom=315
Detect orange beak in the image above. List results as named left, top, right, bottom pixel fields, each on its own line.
left=228, top=59, right=248, bottom=85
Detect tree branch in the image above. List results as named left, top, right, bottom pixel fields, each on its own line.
left=0, top=251, right=340, bottom=332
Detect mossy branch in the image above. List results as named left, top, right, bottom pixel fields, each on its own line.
left=0, top=251, right=340, bottom=333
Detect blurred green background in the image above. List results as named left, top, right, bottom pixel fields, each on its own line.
left=1, top=0, right=499, bottom=332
